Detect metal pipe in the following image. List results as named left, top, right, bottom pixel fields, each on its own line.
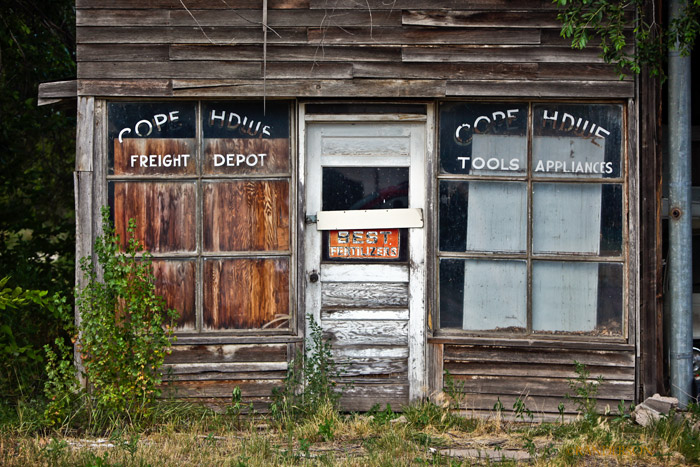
left=668, top=0, right=693, bottom=407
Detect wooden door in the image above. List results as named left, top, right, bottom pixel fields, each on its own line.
left=303, top=112, right=427, bottom=411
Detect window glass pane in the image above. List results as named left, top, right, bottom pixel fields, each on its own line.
left=533, top=183, right=622, bottom=255
left=439, top=102, right=528, bottom=175
left=203, top=258, right=289, bottom=330
left=439, top=180, right=527, bottom=253
left=532, top=261, right=623, bottom=335
left=440, top=258, right=527, bottom=331
left=108, top=102, right=196, bottom=176
left=533, top=104, right=622, bottom=179
left=109, top=181, right=197, bottom=253
left=203, top=180, right=290, bottom=252
left=202, top=101, right=291, bottom=175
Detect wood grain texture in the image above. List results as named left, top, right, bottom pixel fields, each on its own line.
left=152, top=259, right=196, bottom=331
left=322, top=320, right=408, bottom=346
left=77, top=26, right=308, bottom=44
left=203, top=138, right=290, bottom=175
left=310, top=0, right=553, bottom=9
left=444, top=345, right=635, bottom=367
left=402, top=46, right=606, bottom=64
left=77, top=0, right=309, bottom=8
left=203, top=258, right=290, bottom=330
left=169, top=44, right=402, bottom=62
left=112, top=181, right=196, bottom=253
left=161, top=379, right=281, bottom=398
left=113, top=138, right=196, bottom=175
left=307, top=27, right=541, bottom=45
left=78, top=44, right=170, bottom=62
left=321, top=282, right=408, bottom=307
left=402, top=10, right=560, bottom=28
left=78, top=79, right=172, bottom=97
left=166, top=343, right=288, bottom=364
left=203, top=180, right=290, bottom=252
left=338, top=383, right=409, bottom=412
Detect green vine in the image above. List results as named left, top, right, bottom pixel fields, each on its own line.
left=554, top=0, right=699, bottom=79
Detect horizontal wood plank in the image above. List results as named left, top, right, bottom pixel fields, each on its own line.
left=37, top=80, right=77, bottom=99
left=77, top=26, right=308, bottom=44
left=161, top=379, right=281, bottom=398
left=444, top=345, right=635, bottom=367
left=170, top=44, right=402, bottom=62
left=309, top=0, right=553, bottom=10
left=164, top=371, right=288, bottom=382
left=451, top=375, right=634, bottom=399
left=322, top=282, right=408, bottom=307
left=353, top=62, right=538, bottom=79
left=321, top=264, right=409, bottom=282
left=446, top=80, right=634, bottom=98
left=77, top=0, right=309, bottom=9
left=164, top=362, right=287, bottom=374
left=402, top=10, right=560, bottom=28
left=336, top=357, right=408, bottom=377
left=77, top=44, right=170, bottom=62
left=78, top=79, right=172, bottom=96
left=444, top=361, right=635, bottom=380
left=323, top=320, right=408, bottom=346
left=402, top=46, right=606, bottom=64
left=307, top=27, right=541, bottom=45
left=338, top=383, right=409, bottom=412
left=167, top=343, right=288, bottom=363
left=171, top=78, right=447, bottom=97
left=332, top=344, right=409, bottom=359
left=322, top=308, right=408, bottom=321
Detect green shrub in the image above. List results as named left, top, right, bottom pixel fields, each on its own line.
left=76, top=208, right=178, bottom=423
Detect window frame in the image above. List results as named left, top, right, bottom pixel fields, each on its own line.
left=433, top=99, right=630, bottom=341
left=104, top=99, right=297, bottom=337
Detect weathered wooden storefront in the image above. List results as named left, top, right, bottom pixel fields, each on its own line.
left=51, top=0, right=663, bottom=417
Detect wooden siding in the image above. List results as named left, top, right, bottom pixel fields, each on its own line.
left=438, top=343, right=635, bottom=418
left=162, top=343, right=290, bottom=410
left=76, top=0, right=633, bottom=98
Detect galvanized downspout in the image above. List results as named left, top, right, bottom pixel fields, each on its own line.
left=668, top=0, right=693, bottom=406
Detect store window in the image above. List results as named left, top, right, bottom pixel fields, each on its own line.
left=108, top=100, right=293, bottom=333
left=438, top=102, right=625, bottom=336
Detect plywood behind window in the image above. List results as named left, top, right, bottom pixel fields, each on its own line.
left=203, top=138, right=290, bottom=175
left=203, top=180, right=290, bottom=252
left=152, top=259, right=196, bottom=331
left=112, top=181, right=196, bottom=253
left=203, top=258, right=290, bottom=330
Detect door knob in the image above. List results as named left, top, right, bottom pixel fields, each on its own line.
left=309, top=270, right=319, bottom=283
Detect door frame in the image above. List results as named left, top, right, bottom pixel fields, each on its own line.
left=298, top=103, right=434, bottom=402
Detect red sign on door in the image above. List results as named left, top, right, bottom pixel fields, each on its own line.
left=328, top=229, right=400, bottom=259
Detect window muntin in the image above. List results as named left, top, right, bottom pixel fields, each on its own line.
left=108, top=100, right=293, bottom=333
left=437, top=101, right=625, bottom=337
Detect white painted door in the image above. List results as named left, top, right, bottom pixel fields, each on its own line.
left=302, top=111, right=427, bottom=410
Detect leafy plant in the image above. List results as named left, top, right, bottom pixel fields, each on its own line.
left=77, top=207, right=178, bottom=423
left=270, top=314, right=342, bottom=424
left=513, top=397, right=533, bottom=422
left=565, top=360, right=604, bottom=421
left=554, top=0, right=700, bottom=79
left=443, top=370, right=466, bottom=408
left=43, top=336, right=80, bottom=427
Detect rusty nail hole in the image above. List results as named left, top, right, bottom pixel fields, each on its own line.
left=671, top=207, right=682, bottom=219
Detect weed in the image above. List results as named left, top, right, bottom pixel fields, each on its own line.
left=317, top=416, right=335, bottom=441
left=40, top=437, right=68, bottom=465
left=512, top=397, right=533, bottom=422
left=110, top=430, right=140, bottom=459
left=76, top=208, right=179, bottom=426
left=443, top=370, right=466, bottom=408
left=367, top=403, right=399, bottom=424
left=270, top=314, right=342, bottom=425
left=558, top=402, right=566, bottom=423
left=565, top=360, right=603, bottom=421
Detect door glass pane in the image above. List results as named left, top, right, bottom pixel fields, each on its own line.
left=439, top=180, right=527, bottom=253
left=532, top=261, right=623, bottom=335
left=440, top=258, right=527, bottom=331
left=322, top=167, right=409, bottom=262
left=533, top=183, right=622, bottom=255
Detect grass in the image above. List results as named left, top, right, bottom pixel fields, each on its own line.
left=1, top=398, right=699, bottom=466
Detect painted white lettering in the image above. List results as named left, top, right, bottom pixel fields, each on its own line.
left=472, top=157, right=485, bottom=170
left=153, top=114, right=168, bottom=132
left=135, top=119, right=153, bottom=137
left=210, top=110, right=226, bottom=126
left=130, top=155, right=138, bottom=167
left=455, top=123, right=471, bottom=143
left=457, top=157, right=470, bottom=169
left=535, top=160, right=545, bottom=172
left=474, top=115, right=490, bottom=133
left=561, top=113, right=575, bottom=131
left=509, top=158, right=520, bottom=171
left=118, top=128, right=132, bottom=143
